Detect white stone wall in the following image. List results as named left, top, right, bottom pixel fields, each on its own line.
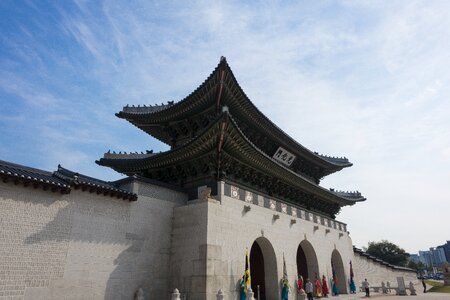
left=169, top=182, right=355, bottom=300
left=353, top=253, right=417, bottom=290
left=169, top=200, right=209, bottom=300
left=0, top=180, right=187, bottom=300
left=168, top=183, right=417, bottom=300
left=205, top=192, right=355, bottom=300
left=1, top=177, right=418, bottom=300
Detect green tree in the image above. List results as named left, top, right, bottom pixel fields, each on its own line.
left=407, top=260, right=426, bottom=270
left=363, top=240, right=410, bottom=267
left=408, top=260, right=418, bottom=270
left=416, top=261, right=426, bottom=270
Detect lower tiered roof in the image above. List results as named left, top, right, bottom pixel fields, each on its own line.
left=97, top=110, right=365, bottom=217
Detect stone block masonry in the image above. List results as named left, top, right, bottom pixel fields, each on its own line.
left=167, top=181, right=416, bottom=300
left=0, top=176, right=415, bottom=300
left=352, top=251, right=416, bottom=289
left=0, top=179, right=187, bottom=300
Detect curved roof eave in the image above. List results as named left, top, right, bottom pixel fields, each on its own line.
left=224, top=113, right=362, bottom=206
left=97, top=112, right=363, bottom=206
left=115, top=57, right=352, bottom=172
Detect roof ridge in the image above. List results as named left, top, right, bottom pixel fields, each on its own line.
left=225, top=112, right=365, bottom=205
left=116, top=57, right=352, bottom=172
left=0, top=159, right=54, bottom=176
left=221, top=63, right=352, bottom=168
left=117, top=58, right=226, bottom=119
left=352, top=246, right=415, bottom=272
left=1, top=159, right=137, bottom=200
left=56, top=165, right=116, bottom=185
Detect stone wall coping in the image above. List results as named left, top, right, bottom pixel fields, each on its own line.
left=353, top=246, right=416, bottom=273
left=221, top=182, right=348, bottom=233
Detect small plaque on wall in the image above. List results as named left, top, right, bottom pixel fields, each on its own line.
left=269, top=200, right=276, bottom=210
left=272, top=147, right=296, bottom=166
left=245, top=191, right=253, bottom=203
left=291, top=208, right=297, bottom=217
left=231, top=186, right=239, bottom=199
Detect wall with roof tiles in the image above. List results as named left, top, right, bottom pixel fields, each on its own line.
left=352, top=252, right=417, bottom=290
left=0, top=176, right=416, bottom=300
left=0, top=179, right=187, bottom=300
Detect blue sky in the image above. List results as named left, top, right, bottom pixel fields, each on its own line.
left=1, top=0, right=449, bottom=253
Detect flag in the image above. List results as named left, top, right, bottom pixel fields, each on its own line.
left=283, top=253, right=288, bottom=280
left=349, top=260, right=356, bottom=293
left=282, top=253, right=290, bottom=300
left=350, top=260, right=354, bottom=279
left=243, top=248, right=251, bottom=291
left=331, top=261, right=339, bottom=295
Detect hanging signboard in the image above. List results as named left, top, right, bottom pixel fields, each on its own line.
left=272, top=147, right=296, bottom=166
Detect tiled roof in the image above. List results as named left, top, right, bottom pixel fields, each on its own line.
left=0, top=160, right=70, bottom=193
left=120, top=102, right=174, bottom=114
left=98, top=112, right=364, bottom=214
left=353, top=246, right=415, bottom=273
left=329, top=189, right=366, bottom=202
left=54, top=165, right=137, bottom=201
left=116, top=57, right=353, bottom=174
left=0, top=159, right=136, bottom=201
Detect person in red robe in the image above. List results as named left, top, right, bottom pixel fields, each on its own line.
left=314, top=274, right=323, bottom=297
left=322, top=275, right=329, bottom=297
left=297, top=275, right=304, bottom=293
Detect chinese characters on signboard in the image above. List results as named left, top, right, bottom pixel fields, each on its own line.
left=272, top=147, right=296, bottom=166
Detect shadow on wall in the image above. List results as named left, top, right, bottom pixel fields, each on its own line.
left=17, top=188, right=164, bottom=299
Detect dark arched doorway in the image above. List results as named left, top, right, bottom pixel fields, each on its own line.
left=250, top=242, right=265, bottom=299
left=250, top=237, right=278, bottom=300
left=331, top=249, right=347, bottom=294
left=296, top=240, right=319, bottom=281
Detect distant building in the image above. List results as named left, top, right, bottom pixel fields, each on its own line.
left=430, top=247, right=447, bottom=267
left=419, top=250, right=433, bottom=267
left=439, top=241, right=450, bottom=263
left=409, top=254, right=420, bottom=264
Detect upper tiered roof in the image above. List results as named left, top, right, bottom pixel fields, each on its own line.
left=115, top=57, right=351, bottom=181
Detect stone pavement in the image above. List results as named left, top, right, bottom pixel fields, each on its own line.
left=323, top=290, right=450, bottom=300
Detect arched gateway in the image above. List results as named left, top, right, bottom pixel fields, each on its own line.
left=250, top=237, right=278, bottom=300
left=331, top=249, right=347, bottom=294
left=297, top=240, right=320, bottom=281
